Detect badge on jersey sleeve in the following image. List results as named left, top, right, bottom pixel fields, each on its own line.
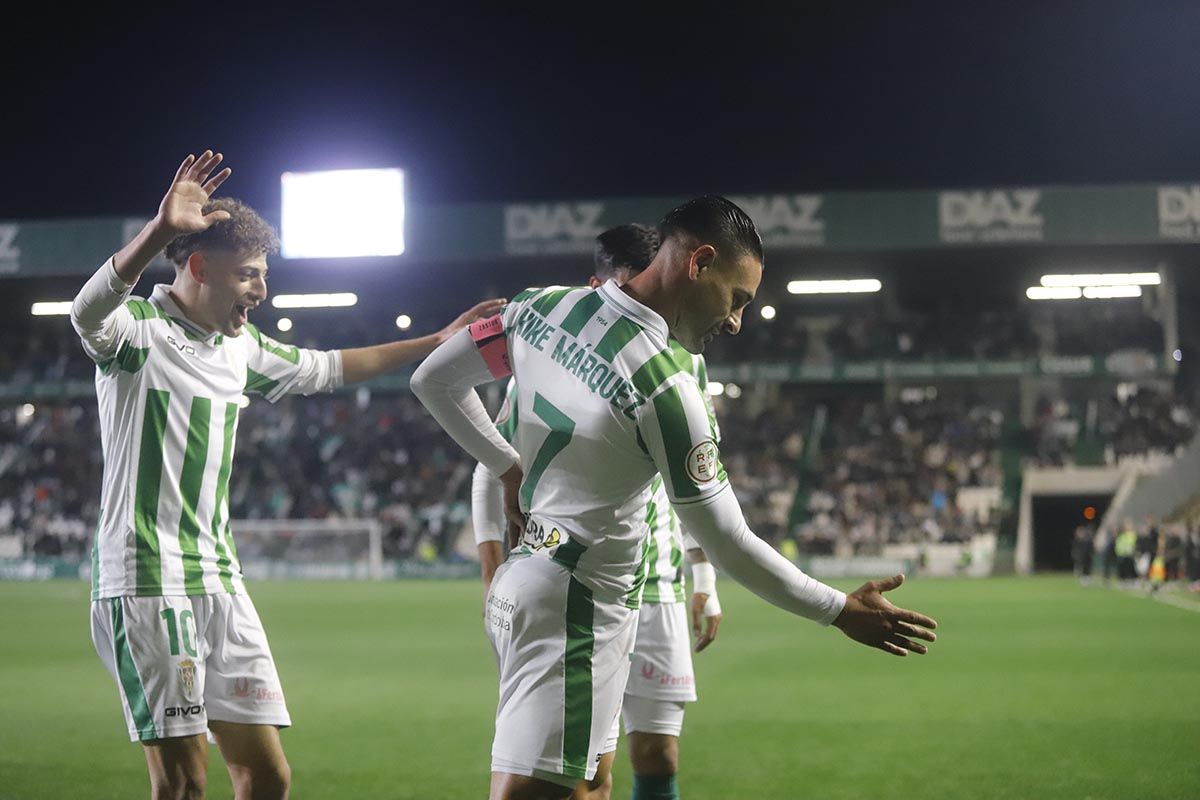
left=686, top=439, right=720, bottom=485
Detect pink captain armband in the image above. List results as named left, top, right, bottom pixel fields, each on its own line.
left=469, top=314, right=512, bottom=379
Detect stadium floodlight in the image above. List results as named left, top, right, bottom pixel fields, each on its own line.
left=1082, top=285, right=1142, bottom=299
left=270, top=293, right=358, bottom=309
left=760, top=305, right=777, bottom=320
left=786, top=279, right=882, bottom=295
left=277, top=317, right=293, bottom=332
left=280, top=168, right=405, bottom=259
left=725, top=383, right=743, bottom=399
left=1039, top=272, right=1160, bottom=288
left=395, top=314, right=412, bottom=330
left=707, top=382, right=726, bottom=397
left=1026, top=286, right=1082, bottom=300
left=30, top=301, right=72, bottom=316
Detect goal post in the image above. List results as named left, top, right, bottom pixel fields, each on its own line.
left=230, top=518, right=384, bottom=580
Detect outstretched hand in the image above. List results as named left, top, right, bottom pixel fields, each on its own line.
left=832, top=574, right=938, bottom=657
left=156, top=151, right=233, bottom=236
left=438, top=298, right=508, bottom=343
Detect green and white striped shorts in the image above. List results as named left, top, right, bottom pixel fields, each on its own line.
left=91, top=593, right=290, bottom=742
left=486, top=555, right=637, bottom=787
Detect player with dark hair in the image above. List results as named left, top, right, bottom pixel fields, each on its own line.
left=414, top=195, right=937, bottom=800
left=473, top=223, right=723, bottom=799
left=73, top=152, right=502, bottom=800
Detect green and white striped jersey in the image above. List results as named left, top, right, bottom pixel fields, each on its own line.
left=497, top=281, right=726, bottom=602
left=73, top=259, right=342, bottom=600
left=492, top=338, right=719, bottom=607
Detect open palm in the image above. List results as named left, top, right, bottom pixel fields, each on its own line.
left=157, top=151, right=233, bottom=235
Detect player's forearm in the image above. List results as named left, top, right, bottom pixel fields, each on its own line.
left=112, top=217, right=176, bottom=285
left=478, top=541, right=504, bottom=586
left=340, top=335, right=446, bottom=384
left=472, top=462, right=507, bottom=545
left=674, top=489, right=845, bottom=624
left=410, top=328, right=519, bottom=478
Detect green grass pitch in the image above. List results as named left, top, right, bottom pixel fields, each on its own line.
left=1, top=576, right=1197, bottom=799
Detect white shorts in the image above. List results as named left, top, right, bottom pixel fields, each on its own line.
left=91, top=593, right=290, bottom=742
left=486, top=555, right=637, bottom=786
left=622, top=694, right=686, bottom=738
left=624, top=602, right=697, bottom=703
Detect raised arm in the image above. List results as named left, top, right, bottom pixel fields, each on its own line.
left=72, top=151, right=231, bottom=359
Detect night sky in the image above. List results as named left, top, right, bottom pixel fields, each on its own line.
left=7, top=2, right=1200, bottom=219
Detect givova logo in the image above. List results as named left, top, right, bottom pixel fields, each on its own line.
left=1157, top=186, right=1200, bottom=239
left=730, top=195, right=825, bottom=247
left=938, top=190, right=1043, bottom=243
left=504, top=202, right=605, bottom=256
left=0, top=224, right=20, bottom=274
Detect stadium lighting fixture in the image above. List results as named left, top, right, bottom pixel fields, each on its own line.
left=271, top=293, right=358, bottom=309
left=1026, top=286, right=1082, bottom=300
left=280, top=168, right=405, bottom=259
left=707, top=382, right=726, bottom=397
left=1039, top=272, right=1160, bottom=288
left=1173, top=349, right=1183, bottom=362
left=725, top=383, right=743, bottom=399
left=238, top=395, right=251, bottom=409
left=395, top=314, right=412, bottom=330
left=787, top=279, right=882, bottom=295
left=760, top=305, right=777, bottom=320
left=30, top=301, right=72, bottom=316
left=276, top=317, right=293, bottom=332
left=1082, top=285, right=1142, bottom=299
left=19, top=404, right=34, bottom=419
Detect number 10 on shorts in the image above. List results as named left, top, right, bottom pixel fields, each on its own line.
left=161, top=607, right=198, bottom=657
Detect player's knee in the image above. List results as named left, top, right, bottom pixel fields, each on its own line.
left=573, top=770, right=612, bottom=800
left=231, top=758, right=291, bottom=799
left=150, top=770, right=206, bottom=800
left=630, top=733, right=679, bottom=776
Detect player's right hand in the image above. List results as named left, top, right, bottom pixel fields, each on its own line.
left=832, top=574, right=938, bottom=657
left=155, top=151, right=233, bottom=236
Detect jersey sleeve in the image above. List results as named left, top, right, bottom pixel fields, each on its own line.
left=695, top=355, right=721, bottom=444
left=242, top=323, right=343, bottom=402
left=70, top=258, right=140, bottom=364
left=636, top=356, right=728, bottom=506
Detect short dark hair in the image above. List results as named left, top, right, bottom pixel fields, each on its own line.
left=164, top=198, right=280, bottom=268
left=593, top=224, right=660, bottom=280
left=658, top=195, right=763, bottom=264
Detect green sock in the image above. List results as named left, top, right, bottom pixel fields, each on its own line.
left=632, top=773, right=679, bottom=800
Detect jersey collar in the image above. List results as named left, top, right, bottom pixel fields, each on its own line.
left=596, top=280, right=670, bottom=344
left=150, top=285, right=223, bottom=344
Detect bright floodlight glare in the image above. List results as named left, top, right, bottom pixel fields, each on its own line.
left=238, top=395, right=251, bottom=409
left=395, top=314, right=412, bottom=330
left=1026, top=286, right=1082, bottom=300
left=281, top=169, right=405, bottom=259
left=707, top=382, right=726, bottom=397
left=760, top=305, right=777, bottom=320
left=19, top=403, right=35, bottom=418
left=31, top=301, right=73, bottom=316
left=1082, top=285, right=1142, bottom=299
left=1040, top=272, right=1161, bottom=288
left=787, top=279, right=882, bottom=295
left=270, top=293, right=358, bottom=309
left=1173, top=349, right=1183, bottom=362
left=276, top=317, right=293, bottom=332
left=725, top=383, right=743, bottom=399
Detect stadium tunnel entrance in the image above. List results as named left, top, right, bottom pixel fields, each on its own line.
left=1031, top=494, right=1113, bottom=571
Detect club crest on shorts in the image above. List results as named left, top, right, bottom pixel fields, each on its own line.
left=178, top=659, right=197, bottom=699
left=686, top=440, right=719, bottom=485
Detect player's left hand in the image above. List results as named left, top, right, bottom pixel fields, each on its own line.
left=437, top=298, right=508, bottom=343
left=691, top=592, right=721, bottom=652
